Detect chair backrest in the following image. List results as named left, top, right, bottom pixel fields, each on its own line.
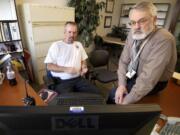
left=43, top=65, right=56, bottom=90
left=89, top=50, right=109, bottom=68
left=46, top=68, right=53, bottom=78
left=94, top=35, right=104, bottom=50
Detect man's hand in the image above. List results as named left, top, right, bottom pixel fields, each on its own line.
left=80, top=60, right=88, bottom=76
left=80, top=66, right=88, bottom=76
left=115, top=85, right=128, bottom=104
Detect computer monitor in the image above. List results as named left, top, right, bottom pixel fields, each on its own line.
left=0, top=104, right=161, bottom=135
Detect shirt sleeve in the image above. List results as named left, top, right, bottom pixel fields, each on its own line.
left=123, top=38, right=174, bottom=104
left=44, top=43, right=57, bottom=64
left=117, top=37, right=131, bottom=87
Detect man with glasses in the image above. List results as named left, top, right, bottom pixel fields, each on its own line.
left=107, top=1, right=177, bottom=104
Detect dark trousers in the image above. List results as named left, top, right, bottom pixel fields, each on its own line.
left=107, top=77, right=168, bottom=104
left=53, top=76, right=101, bottom=94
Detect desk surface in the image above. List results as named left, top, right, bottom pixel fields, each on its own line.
left=137, top=79, right=180, bottom=117
left=0, top=71, right=46, bottom=106
left=0, top=71, right=179, bottom=117
left=103, top=36, right=126, bottom=46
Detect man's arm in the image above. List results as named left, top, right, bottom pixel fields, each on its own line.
left=115, top=39, right=131, bottom=104
left=80, top=60, right=88, bottom=76
left=47, top=63, right=79, bottom=74
left=122, top=38, right=174, bottom=104
left=117, top=40, right=131, bottom=87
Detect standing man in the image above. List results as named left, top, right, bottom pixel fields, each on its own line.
left=44, top=21, right=100, bottom=94
left=107, top=1, right=177, bottom=104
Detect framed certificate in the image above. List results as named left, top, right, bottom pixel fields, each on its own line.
left=104, top=16, right=112, bottom=28
left=106, top=0, right=114, bottom=13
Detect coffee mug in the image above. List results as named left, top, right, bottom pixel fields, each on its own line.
left=0, top=72, right=5, bottom=85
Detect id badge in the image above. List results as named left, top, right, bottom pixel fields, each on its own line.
left=126, top=70, right=136, bottom=79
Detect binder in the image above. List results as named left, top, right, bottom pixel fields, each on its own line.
left=2, top=22, right=11, bottom=41
left=0, top=22, right=6, bottom=41
left=0, top=27, right=3, bottom=42
left=9, top=22, right=20, bottom=40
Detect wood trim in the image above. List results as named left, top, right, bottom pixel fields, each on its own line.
left=168, top=0, right=180, bottom=33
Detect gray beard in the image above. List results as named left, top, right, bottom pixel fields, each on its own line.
left=132, top=28, right=153, bottom=40
left=132, top=33, right=147, bottom=40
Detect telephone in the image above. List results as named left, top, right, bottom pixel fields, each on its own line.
left=151, top=115, right=180, bottom=135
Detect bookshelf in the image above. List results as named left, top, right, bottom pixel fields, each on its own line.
left=119, top=3, right=170, bottom=29
left=155, top=3, right=170, bottom=28
left=0, top=0, right=23, bottom=56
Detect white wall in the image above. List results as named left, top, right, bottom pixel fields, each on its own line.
left=15, top=0, right=177, bottom=43
left=96, top=0, right=122, bottom=36
left=16, top=0, right=67, bottom=6
left=15, top=0, right=68, bottom=48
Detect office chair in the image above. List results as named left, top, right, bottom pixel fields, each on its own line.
left=94, top=35, right=108, bottom=50
left=42, top=69, right=106, bottom=105
left=43, top=68, right=56, bottom=90
left=88, top=49, right=118, bottom=87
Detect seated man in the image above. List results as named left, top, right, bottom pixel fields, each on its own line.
left=107, top=1, right=177, bottom=104
left=44, top=21, right=100, bottom=94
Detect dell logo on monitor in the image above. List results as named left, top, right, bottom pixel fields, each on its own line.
left=52, top=116, right=99, bottom=130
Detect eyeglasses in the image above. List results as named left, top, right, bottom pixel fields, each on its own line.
left=128, top=17, right=149, bottom=26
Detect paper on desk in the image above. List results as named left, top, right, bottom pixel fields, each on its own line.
left=150, top=124, right=160, bottom=135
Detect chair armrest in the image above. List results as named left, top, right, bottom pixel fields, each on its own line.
left=43, top=75, right=55, bottom=89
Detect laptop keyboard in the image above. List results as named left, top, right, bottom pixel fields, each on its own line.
left=159, top=123, right=180, bottom=135
left=56, top=93, right=106, bottom=105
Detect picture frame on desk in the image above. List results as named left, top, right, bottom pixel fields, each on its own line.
left=104, top=16, right=112, bottom=28
left=105, top=0, right=114, bottom=13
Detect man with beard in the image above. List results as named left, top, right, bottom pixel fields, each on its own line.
left=107, top=1, right=177, bottom=104
left=44, top=21, right=100, bottom=94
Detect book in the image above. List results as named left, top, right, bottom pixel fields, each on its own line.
left=0, top=43, right=8, bottom=55
left=0, top=23, right=3, bottom=42
left=0, top=29, right=3, bottom=42
left=14, top=41, right=23, bottom=52
left=9, top=22, right=20, bottom=40
left=2, top=22, right=11, bottom=41
left=0, top=22, right=6, bottom=41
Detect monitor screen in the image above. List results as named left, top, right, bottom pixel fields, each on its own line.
left=0, top=104, right=161, bottom=135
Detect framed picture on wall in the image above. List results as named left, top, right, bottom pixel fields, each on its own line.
left=106, top=0, right=114, bottom=13
left=104, top=16, right=112, bottom=28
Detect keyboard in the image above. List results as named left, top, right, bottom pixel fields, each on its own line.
left=159, top=122, right=180, bottom=135
left=55, top=93, right=106, bottom=105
